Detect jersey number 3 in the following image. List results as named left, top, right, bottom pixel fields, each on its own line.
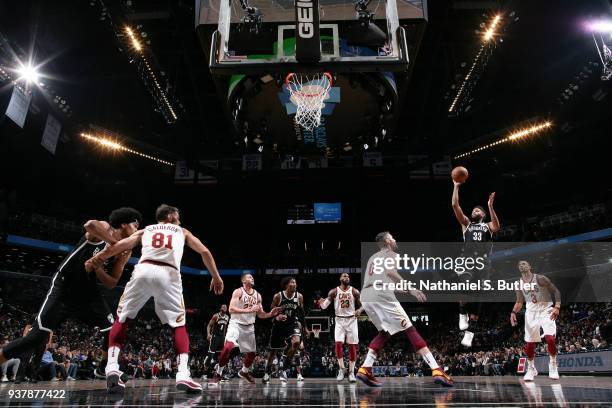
left=151, top=233, right=173, bottom=249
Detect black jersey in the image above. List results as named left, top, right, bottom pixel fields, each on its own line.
left=57, top=235, right=110, bottom=292
left=211, top=313, right=229, bottom=338
left=277, top=290, right=301, bottom=324
left=463, top=222, right=493, bottom=243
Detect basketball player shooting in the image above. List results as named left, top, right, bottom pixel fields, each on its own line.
left=317, top=273, right=363, bottom=382
left=358, top=232, right=453, bottom=387
left=0, top=208, right=141, bottom=374
left=451, top=175, right=500, bottom=347
left=88, top=204, right=224, bottom=394
left=510, top=260, right=561, bottom=381
left=202, top=304, right=229, bottom=379
left=208, top=273, right=280, bottom=385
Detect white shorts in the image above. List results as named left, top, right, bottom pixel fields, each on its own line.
left=334, top=316, right=359, bottom=344
left=225, top=320, right=256, bottom=353
left=116, top=263, right=186, bottom=328
left=362, top=300, right=412, bottom=335
left=524, top=308, right=557, bottom=342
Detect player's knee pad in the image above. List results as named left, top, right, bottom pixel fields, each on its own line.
left=173, top=326, right=190, bottom=355
left=244, top=352, right=256, bottom=367
left=335, top=342, right=344, bottom=359
left=348, top=344, right=357, bottom=361
left=544, top=335, right=557, bottom=355
left=405, top=327, right=427, bottom=352
left=369, top=331, right=390, bottom=353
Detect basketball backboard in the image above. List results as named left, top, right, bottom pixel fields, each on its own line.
left=196, top=0, right=427, bottom=74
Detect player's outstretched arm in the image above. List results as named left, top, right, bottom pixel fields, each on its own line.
left=256, top=293, right=282, bottom=319
left=184, top=229, right=223, bottom=295
left=487, top=192, right=501, bottom=233
left=537, top=275, right=561, bottom=320
left=90, top=230, right=143, bottom=265
left=84, top=219, right=117, bottom=244
left=452, top=182, right=470, bottom=227
left=318, top=288, right=337, bottom=309
left=510, top=290, right=524, bottom=326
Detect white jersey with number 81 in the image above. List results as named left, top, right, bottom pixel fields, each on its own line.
left=139, top=223, right=185, bottom=270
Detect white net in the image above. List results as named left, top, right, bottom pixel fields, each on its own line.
left=313, top=329, right=321, bottom=339
left=285, top=73, right=332, bottom=131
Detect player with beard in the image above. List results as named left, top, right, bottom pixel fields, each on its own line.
left=209, top=273, right=280, bottom=384
left=452, top=181, right=500, bottom=347
left=510, top=260, right=561, bottom=381
left=317, top=273, right=363, bottom=382
left=202, top=304, right=229, bottom=380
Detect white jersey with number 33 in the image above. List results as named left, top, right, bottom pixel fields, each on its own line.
left=139, top=223, right=185, bottom=270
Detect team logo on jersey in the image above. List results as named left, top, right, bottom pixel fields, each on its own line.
left=400, top=319, right=408, bottom=328
left=176, top=313, right=184, bottom=324
left=93, top=247, right=101, bottom=256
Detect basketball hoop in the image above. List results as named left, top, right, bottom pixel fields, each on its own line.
left=285, top=72, right=333, bottom=131
left=313, top=328, right=321, bottom=339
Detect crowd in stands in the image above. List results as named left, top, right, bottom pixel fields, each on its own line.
left=2, top=297, right=610, bottom=382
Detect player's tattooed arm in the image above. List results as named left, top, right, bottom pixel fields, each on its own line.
left=353, top=288, right=364, bottom=316
left=184, top=229, right=223, bottom=295
left=318, top=288, right=337, bottom=309
left=487, top=192, right=501, bottom=234
left=537, top=275, right=561, bottom=320
left=84, top=219, right=117, bottom=244
left=510, top=289, right=524, bottom=326
left=452, top=182, right=470, bottom=227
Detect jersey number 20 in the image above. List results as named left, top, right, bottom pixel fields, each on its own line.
left=151, top=233, right=173, bottom=249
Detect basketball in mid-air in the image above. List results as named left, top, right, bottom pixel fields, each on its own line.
left=451, top=166, right=469, bottom=184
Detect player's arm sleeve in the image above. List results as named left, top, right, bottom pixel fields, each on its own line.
left=537, top=275, right=561, bottom=308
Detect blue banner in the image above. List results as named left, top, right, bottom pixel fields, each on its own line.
left=6, top=235, right=254, bottom=277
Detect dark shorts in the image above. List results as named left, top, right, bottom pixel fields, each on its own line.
left=208, top=335, right=225, bottom=352
left=269, top=321, right=302, bottom=350
left=37, top=273, right=114, bottom=333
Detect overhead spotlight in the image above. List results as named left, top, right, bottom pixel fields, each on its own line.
left=16, top=63, right=40, bottom=84
left=483, top=14, right=502, bottom=42
left=589, top=20, right=612, bottom=33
